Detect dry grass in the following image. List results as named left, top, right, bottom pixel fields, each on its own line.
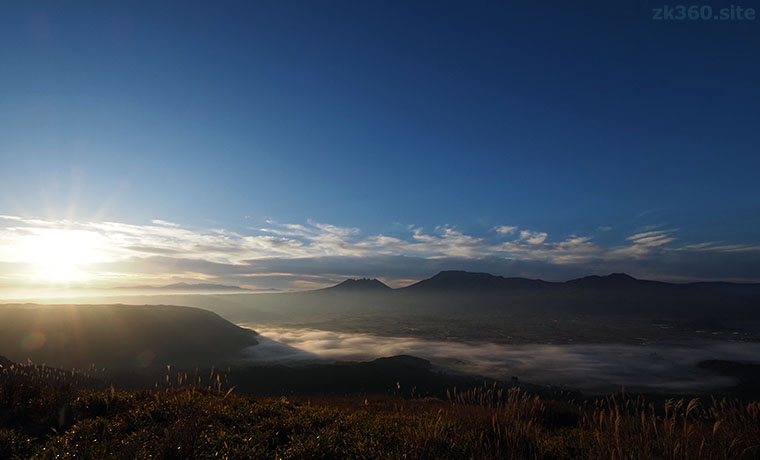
left=2, top=363, right=760, bottom=459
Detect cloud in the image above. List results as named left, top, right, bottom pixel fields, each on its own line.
left=151, top=219, right=180, bottom=227
left=610, top=230, right=677, bottom=258
left=518, top=230, right=548, bottom=245
left=627, top=230, right=675, bottom=245
left=493, top=225, right=518, bottom=235
left=0, top=215, right=759, bottom=290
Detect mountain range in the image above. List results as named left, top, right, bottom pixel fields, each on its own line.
left=331, top=271, right=759, bottom=293
left=53, top=270, right=760, bottom=325
left=301, top=271, right=760, bottom=320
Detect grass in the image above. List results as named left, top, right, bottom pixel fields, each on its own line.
left=2, top=361, right=760, bottom=459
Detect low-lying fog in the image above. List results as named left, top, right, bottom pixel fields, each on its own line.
left=239, top=325, right=760, bottom=393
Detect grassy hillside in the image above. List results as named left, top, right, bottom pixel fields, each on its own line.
left=2, top=359, right=759, bottom=459
left=0, top=304, right=258, bottom=370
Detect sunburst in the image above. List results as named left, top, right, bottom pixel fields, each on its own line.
left=21, top=228, right=105, bottom=284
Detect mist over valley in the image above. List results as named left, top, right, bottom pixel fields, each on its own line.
left=4, top=271, right=759, bottom=396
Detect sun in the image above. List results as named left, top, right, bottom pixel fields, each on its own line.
left=22, top=229, right=104, bottom=284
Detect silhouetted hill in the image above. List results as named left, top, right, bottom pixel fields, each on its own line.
left=0, top=304, right=258, bottom=369
left=697, top=360, right=760, bottom=397
left=564, top=273, right=642, bottom=288
left=226, top=355, right=494, bottom=396
left=323, top=278, right=392, bottom=292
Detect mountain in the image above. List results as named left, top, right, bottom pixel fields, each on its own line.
left=405, top=271, right=654, bottom=291
left=402, top=270, right=551, bottom=291
left=323, top=278, right=392, bottom=292
left=0, top=304, right=258, bottom=369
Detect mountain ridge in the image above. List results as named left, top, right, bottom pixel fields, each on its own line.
left=401, top=270, right=551, bottom=291
left=322, top=278, right=392, bottom=292
left=313, top=271, right=760, bottom=319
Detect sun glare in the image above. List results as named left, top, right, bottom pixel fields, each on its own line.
left=21, top=229, right=105, bottom=284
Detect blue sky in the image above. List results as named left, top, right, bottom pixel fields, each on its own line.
left=1, top=1, right=759, bottom=289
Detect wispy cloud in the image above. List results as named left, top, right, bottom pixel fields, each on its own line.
left=151, top=219, right=180, bottom=227
left=610, top=229, right=678, bottom=258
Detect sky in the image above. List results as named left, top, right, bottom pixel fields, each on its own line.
left=1, top=1, right=759, bottom=291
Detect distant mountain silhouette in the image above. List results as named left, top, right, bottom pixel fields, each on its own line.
left=402, top=270, right=550, bottom=291
left=564, top=273, right=642, bottom=288
left=86, top=270, right=760, bottom=328
left=395, top=271, right=760, bottom=317
left=296, top=270, right=760, bottom=319
left=114, top=282, right=252, bottom=292
left=323, top=278, right=392, bottom=291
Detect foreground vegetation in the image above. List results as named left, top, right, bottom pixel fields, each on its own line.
left=2, top=360, right=760, bottom=459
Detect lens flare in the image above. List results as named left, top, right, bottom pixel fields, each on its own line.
left=22, top=331, right=46, bottom=350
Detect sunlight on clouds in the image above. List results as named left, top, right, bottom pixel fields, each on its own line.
left=151, top=219, right=180, bottom=227
left=2, top=228, right=111, bottom=283
left=0, top=215, right=758, bottom=291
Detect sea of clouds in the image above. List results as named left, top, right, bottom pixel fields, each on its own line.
left=238, top=325, right=760, bottom=392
